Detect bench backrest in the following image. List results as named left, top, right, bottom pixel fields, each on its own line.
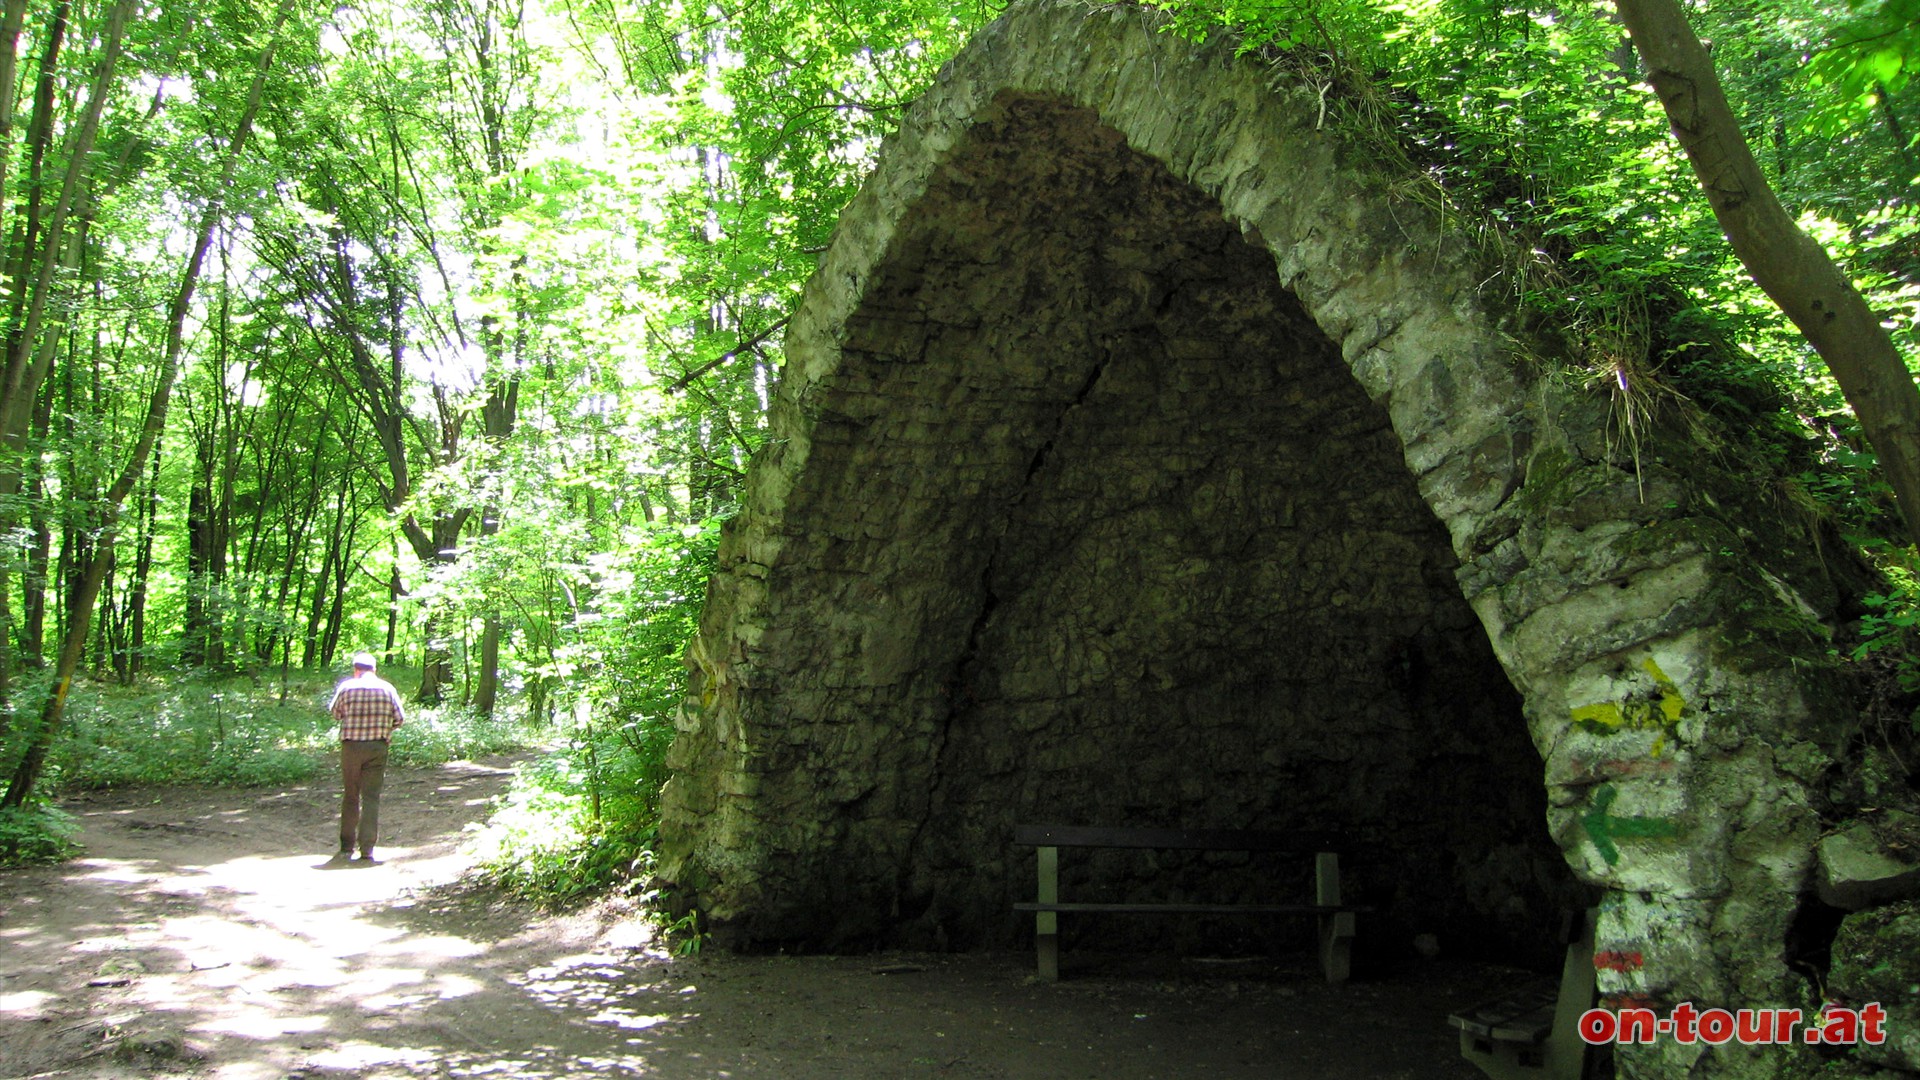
left=1014, top=824, right=1345, bottom=854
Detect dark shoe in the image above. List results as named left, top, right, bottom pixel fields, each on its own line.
left=326, top=849, right=352, bottom=866
left=353, top=851, right=377, bottom=864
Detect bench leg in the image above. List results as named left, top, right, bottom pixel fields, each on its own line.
left=1036, top=845, right=1059, bottom=982
left=1315, top=851, right=1353, bottom=984
left=1456, top=908, right=1598, bottom=1080
left=1538, top=909, right=1598, bottom=1080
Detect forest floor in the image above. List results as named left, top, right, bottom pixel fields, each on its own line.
left=0, top=756, right=1532, bottom=1080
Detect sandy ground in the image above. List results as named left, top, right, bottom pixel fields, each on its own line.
left=0, top=757, right=1526, bottom=1079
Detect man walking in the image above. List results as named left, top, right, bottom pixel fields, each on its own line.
left=330, top=651, right=404, bottom=864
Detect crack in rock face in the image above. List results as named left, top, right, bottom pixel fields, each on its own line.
left=661, top=95, right=1573, bottom=958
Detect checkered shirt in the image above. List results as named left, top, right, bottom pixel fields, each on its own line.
left=330, top=674, right=405, bottom=741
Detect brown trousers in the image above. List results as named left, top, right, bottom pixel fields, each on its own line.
left=339, top=739, right=390, bottom=855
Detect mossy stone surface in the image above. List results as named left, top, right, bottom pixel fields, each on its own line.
left=1829, top=901, right=1920, bottom=1072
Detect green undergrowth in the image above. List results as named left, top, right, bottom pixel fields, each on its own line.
left=1846, top=561, right=1920, bottom=777
left=43, top=667, right=538, bottom=791
left=0, top=666, right=541, bottom=868
left=463, top=519, right=720, bottom=913
left=463, top=727, right=671, bottom=911
left=1148, top=0, right=1910, bottom=557
left=0, top=803, right=80, bottom=865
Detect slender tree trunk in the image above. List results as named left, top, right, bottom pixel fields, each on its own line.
left=324, top=553, right=351, bottom=664
left=1616, top=0, right=1920, bottom=548
left=93, top=552, right=113, bottom=677
left=251, top=371, right=312, bottom=664
left=0, top=541, right=108, bottom=807
left=382, top=559, right=399, bottom=661
left=302, top=544, right=332, bottom=669
left=20, top=375, right=53, bottom=666
left=471, top=364, right=518, bottom=716
left=0, top=0, right=31, bottom=216
left=0, top=0, right=128, bottom=452
left=119, top=450, right=159, bottom=683
left=304, top=483, right=352, bottom=669
left=0, top=0, right=291, bottom=807
left=473, top=618, right=500, bottom=713
left=416, top=513, right=462, bottom=705
left=184, top=473, right=212, bottom=665
left=0, top=0, right=129, bottom=723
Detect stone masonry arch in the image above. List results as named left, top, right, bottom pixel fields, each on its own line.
left=656, top=5, right=1854, bottom=1076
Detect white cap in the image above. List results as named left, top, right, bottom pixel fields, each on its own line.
left=352, top=651, right=377, bottom=670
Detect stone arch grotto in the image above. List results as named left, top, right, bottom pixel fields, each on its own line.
left=655, top=3, right=1863, bottom=1076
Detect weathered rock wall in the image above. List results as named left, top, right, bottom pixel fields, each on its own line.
left=655, top=4, right=1872, bottom=1076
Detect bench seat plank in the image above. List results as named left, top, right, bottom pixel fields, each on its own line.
left=1016, top=902, right=1363, bottom=915
left=1447, top=979, right=1557, bottom=1044
left=1014, top=824, right=1345, bottom=853
left=1015, top=826, right=1363, bottom=985
left=1448, top=910, right=1599, bottom=1080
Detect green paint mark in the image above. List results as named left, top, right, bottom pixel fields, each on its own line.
left=1581, top=783, right=1680, bottom=866
left=1569, top=658, right=1688, bottom=755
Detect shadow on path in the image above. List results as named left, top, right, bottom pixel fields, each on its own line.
left=0, top=758, right=1505, bottom=1079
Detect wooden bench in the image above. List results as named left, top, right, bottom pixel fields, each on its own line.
left=1012, top=824, right=1365, bottom=983
left=1447, top=909, right=1602, bottom=1080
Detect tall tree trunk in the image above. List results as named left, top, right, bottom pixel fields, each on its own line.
left=118, top=449, right=159, bottom=683
left=184, top=474, right=214, bottom=665
left=304, top=474, right=355, bottom=669
left=473, top=617, right=501, bottom=715
left=0, top=0, right=130, bottom=723
left=302, top=543, right=333, bottom=669
left=0, top=537, right=109, bottom=807
left=20, top=373, right=53, bottom=666
left=0, top=0, right=292, bottom=807
left=381, top=559, right=399, bottom=662
left=415, top=514, right=463, bottom=705
left=92, top=551, right=113, bottom=677
left=0, top=0, right=31, bottom=217
left=471, top=353, right=519, bottom=717
left=0, top=0, right=127, bottom=453
left=1615, top=0, right=1920, bottom=549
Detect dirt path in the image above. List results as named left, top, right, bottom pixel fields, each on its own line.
left=0, top=758, right=1518, bottom=1079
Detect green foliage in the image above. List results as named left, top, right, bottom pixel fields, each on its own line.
left=1847, top=562, right=1920, bottom=776
left=1853, top=565, right=1920, bottom=694
left=569, top=518, right=725, bottom=779
left=33, top=675, right=330, bottom=791
left=36, top=670, right=533, bottom=792
left=657, top=905, right=707, bottom=956
left=465, top=753, right=658, bottom=907
left=387, top=704, right=542, bottom=768
left=464, top=517, right=721, bottom=906
left=1151, top=0, right=1919, bottom=553
left=1805, top=0, right=1920, bottom=140
left=0, top=805, right=81, bottom=868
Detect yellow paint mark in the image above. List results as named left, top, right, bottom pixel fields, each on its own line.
left=1644, top=659, right=1687, bottom=723
left=1569, top=658, right=1689, bottom=752
left=1570, top=701, right=1624, bottom=727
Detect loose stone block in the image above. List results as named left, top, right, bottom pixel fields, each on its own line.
left=1819, top=813, right=1920, bottom=911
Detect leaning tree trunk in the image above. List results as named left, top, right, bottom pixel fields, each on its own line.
left=1615, top=0, right=1920, bottom=550
left=0, top=0, right=291, bottom=808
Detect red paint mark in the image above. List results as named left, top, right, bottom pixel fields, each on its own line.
left=1594, top=950, right=1645, bottom=973
left=1567, top=757, right=1677, bottom=786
